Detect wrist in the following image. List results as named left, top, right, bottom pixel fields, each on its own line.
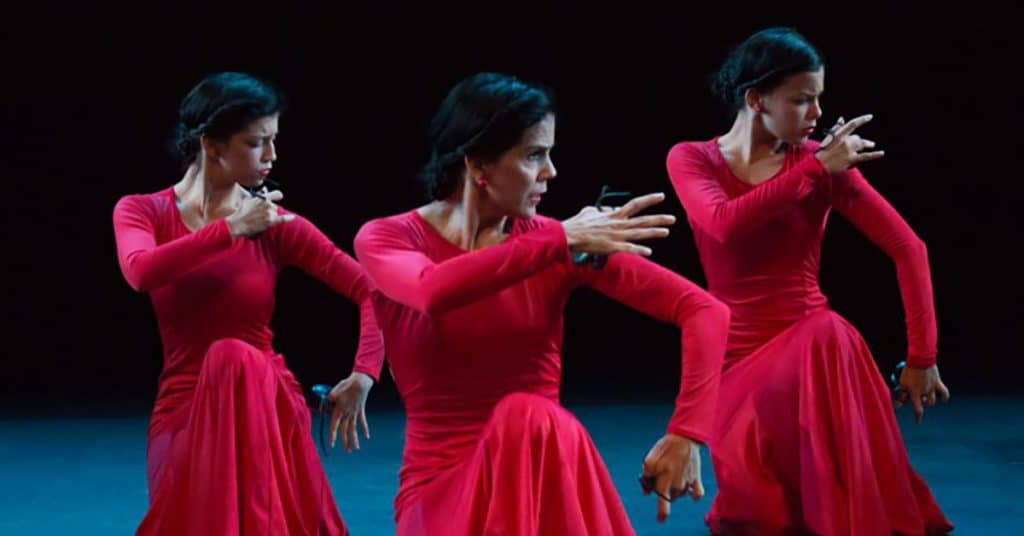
left=811, top=152, right=835, bottom=175
left=906, top=354, right=937, bottom=369
left=561, top=222, right=580, bottom=250
left=665, top=431, right=702, bottom=447
left=226, top=217, right=244, bottom=238
left=666, top=421, right=709, bottom=445
left=350, top=371, right=375, bottom=389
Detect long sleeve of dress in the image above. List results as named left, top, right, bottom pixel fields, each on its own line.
left=354, top=216, right=569, bottom=315
left=113, top=195, right=234, bottom=292
left=576, top=254, right=730, bottom=443
left=270, top=214, right=386, bottom=381
left=666, top=143, right=830, bottom=242
left=830, top=170, right=938, bottom=367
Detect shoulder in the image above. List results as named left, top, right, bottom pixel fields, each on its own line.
left=668, top=139, right=715, bottom=157
left=113, top=188, right=173, bottom=221
left=358, top=210, right=419, bottom=235
left=355, top=210, right=421, bottom=248
left=666, top=139, right=717, bottom=169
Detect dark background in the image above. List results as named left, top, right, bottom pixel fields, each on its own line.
left=3, top=3, right=1018, bottom=412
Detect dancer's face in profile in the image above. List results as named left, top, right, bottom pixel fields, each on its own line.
left=203, top=113, right=279, bottom=188
left=475, top=113, right=557, bottom=219
left=753, top=67, right=824, bottom=146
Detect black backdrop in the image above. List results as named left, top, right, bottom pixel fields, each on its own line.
left=3, top=3, right=1018, bottom=410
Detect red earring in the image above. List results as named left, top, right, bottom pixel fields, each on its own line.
left=476, top=177, right=487, bottom=187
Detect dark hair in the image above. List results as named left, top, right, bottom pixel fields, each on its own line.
left=711, top=27, right=823, bottom=111
left=421, top=72, right=555, bottom=200
left=172, top=72, right=284, bottom=166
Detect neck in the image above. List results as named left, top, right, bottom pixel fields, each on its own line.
left=173, top=162, right=240, bottom=219
left=424, top=182, right=509, bottom=250
left=719, top=111, right=786, bottom=163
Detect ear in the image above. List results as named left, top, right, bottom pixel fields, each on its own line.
left=199, top=135, right=223, bottom=160
left=744, top=88, right=764, bottom=114
left=463, top=154, right=486, bottom=182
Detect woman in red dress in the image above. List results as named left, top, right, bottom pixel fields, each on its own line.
left=113, top=72, right=384, bottom=535
left=666, top=28, right=953, bottom=535
left=349, top=72, right=731, bottom=535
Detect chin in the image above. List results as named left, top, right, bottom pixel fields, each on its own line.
left=517, top=206, right=538, bottom=219
left=786, top=134, right=811, bottom=147
left=237, top=177, right=262, bottom=189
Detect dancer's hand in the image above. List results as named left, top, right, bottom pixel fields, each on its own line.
left=895, top=364, right=950, bottom=424
left=814, top=114, right=885, bottom=174
left=641, top=433, right=705, bottom=523
left=328, top=371, right=374, bottom=452
left=818, top=115, right=846, bottom=149
left=562, top=192, right=675, bottom=257
left=226, top=189, right=294, bottom=237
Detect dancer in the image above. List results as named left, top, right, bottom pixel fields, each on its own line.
left=353, top=72, right=731, bottom=534
left=113, top=72, right=383, bottom=535
left=666, top=28, right=952, bottom=535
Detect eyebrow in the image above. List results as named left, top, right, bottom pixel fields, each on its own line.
left=526, top=144, right=553, bottom=151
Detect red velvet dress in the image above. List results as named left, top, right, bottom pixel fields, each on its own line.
left=354, top=210, right=730, bottom=535
left=113, top=187, right=384, bottom=535
left=667, top=139, right=953, bottom=535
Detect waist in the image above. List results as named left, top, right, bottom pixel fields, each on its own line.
left=722, top=303, right=832, bottom=364
left=713, top=285, right=828, bottom=320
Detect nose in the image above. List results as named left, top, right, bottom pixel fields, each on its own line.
left=809, top=98, right=822, bottom=121
left=539, top=155, right=557, bottom=182
left=263, top=140, right=277, bottom=162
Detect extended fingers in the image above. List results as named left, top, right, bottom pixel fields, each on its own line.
left=609, top=241, right=653, bottom=256
left=833, top=114, right=873, bottom=138
left=851, top=151, right=885, bottom=164
left=618, top=214, right=677, bottom=228
left=359, top=408, right=371, bottom=439
left=616, top=226, right=671, bottom=241
left=270, top=212, right=296, bottom=225
left=655, top=473, right=672, bottom=522
left=689, top=476, right=705, bottom=501
left=329, top=406, right=343, bottom=448
left=911, top=390, right=925, bottom=423
left=348, top=415, right=359, bottom=451
left=614, top=193, right=666, bottom=217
